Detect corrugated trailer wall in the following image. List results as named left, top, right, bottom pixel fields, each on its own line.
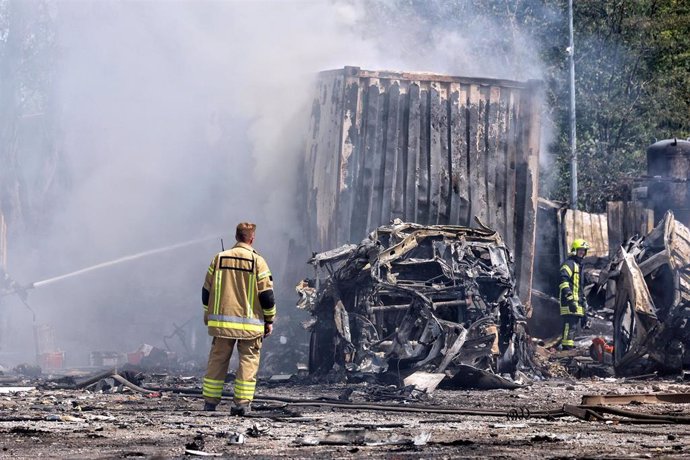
left=304, top=67, right=542, bottom=302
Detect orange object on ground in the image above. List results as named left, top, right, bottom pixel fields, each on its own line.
left=590, top=337, right=614, bottom=363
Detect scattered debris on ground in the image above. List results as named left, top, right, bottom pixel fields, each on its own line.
left=2, top=370, right=690, bottom=458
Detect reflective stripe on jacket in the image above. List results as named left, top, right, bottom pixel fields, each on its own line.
left=559, top=257, right=585, bottom=316
left=203, top=242, right=274, bottom=339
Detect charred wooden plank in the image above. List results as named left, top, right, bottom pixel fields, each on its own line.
left=513, top=81, right=542, bottom=304
left=437, top=84, right=451, bottom=224
left=351, top=79, right=380, bottom=239
left=336, top=74, right=362, bottom=245
left=404, top=83, right=421, bottom=222
left=381, top=82, right=402, bottom=225
left=308, top=73, right=346, bottom=250
left=467, top=85, right=483, bottom=224
left=486, top=86, right=502, bottom=230
left=491, top=88, right=509, bottom=241
left=429, top=82, right=443, bottom=224
left=504, top=90, right=518, bottom=251
left=391, top=81, right=409, bottom=220
left=367, top=79, right=387, bottom=232
left=417, top=84, right=430, bottom=223
left=607, top=201, right=624, bottom=253
left=478, top=87, right=491, bottom=226
left=448, top=83, right=469, bottom=226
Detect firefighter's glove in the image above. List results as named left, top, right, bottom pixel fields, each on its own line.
left=568, top=300, right=578, bottom=313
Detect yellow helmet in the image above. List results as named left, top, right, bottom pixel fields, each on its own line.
left=570, top=239, right=590, bottom=254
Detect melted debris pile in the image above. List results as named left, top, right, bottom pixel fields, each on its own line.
left=297, top=220, right=539, bottom=389
left=603, top=211, right=690, bottom=376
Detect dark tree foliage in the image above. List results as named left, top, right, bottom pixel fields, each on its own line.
left=542, top=0, right=690, bottom=211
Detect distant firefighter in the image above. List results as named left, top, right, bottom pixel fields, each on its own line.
left=0, top=268, right=28, bottom=301
left=0, top=269, right=11, bottom=294
left=558, top=239, right=589, bottom=350
left=200, top=222, right=276, bottom=415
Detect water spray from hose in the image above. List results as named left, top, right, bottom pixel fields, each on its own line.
left=7, top=235, right=219, bottom=294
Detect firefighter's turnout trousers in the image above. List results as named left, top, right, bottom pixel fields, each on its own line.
left=203, top=336, right=262, bottom=405
left=561, top=315, right=579, bottom=348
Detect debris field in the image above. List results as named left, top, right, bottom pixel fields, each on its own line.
left=2, top=374, right=690, bottom=459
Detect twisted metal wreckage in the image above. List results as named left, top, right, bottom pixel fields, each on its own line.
left=297, top=220, right=538, bottom=389
left=604, top=211, right=690, bottom=376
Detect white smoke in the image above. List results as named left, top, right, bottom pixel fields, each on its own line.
left=1, top=0, right=553, bottom=365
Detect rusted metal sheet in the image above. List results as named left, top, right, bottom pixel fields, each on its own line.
left=563, top=209, right=608, bottom=259
left=304, top=67, right=542, bottom=305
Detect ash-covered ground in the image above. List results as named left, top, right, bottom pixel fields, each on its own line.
left=2, top=374, right=690, bottom=459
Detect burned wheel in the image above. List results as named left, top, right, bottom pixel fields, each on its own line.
left=308, top=324, right=336, bottom=374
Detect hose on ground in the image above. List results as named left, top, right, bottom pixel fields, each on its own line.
left=110, top=373, right=157, bottom=394
left=141, top=382, right=564, bottom=418
left=58, top=371, right=690, bottom=424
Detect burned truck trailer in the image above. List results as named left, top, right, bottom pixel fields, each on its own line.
left=297, top=221, right=535, bottom=387
left=302, top=67, right=542, bottom=303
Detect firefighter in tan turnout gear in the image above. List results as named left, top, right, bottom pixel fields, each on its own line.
left=559, top=239, right=589, bottom=350
left=201, top=222, right=276, bottom=415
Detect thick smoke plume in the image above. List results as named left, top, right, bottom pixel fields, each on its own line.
left=0, top=0, right=553, bottom=366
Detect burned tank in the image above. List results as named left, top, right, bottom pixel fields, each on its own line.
left=646, top=138, right=690, bottom=226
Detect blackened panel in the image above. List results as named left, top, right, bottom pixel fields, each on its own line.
left=351, top=80, right=380, bottom=239
left=429, top=83, right=443, bottom=224
left=404, top=84, right=421, bottom=222
left=381, top=82, right=402, bottom=224
left=417, top=85, right=430, bottom=223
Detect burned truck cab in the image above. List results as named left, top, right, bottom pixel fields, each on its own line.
left=297, top=221, right=533, bottom=386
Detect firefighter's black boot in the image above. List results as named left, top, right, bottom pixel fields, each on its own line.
left=230, top=402, right=251, bottom=416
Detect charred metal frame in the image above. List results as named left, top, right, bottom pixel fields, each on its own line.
left=605, top=211, right=690, bottom=375
left=297, top=220, right=534, bottom=386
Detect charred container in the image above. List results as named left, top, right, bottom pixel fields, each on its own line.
left=302, top=67, right=542, bottom=303
left=646, top=138, right=690, bottom=226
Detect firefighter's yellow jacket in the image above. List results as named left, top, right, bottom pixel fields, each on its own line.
left=559, top=256, right=586, bottom=316
left=202, top=242, right=276, bottom=339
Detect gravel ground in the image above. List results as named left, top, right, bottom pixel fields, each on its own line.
left=1, top=376, right=690, bottom=459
